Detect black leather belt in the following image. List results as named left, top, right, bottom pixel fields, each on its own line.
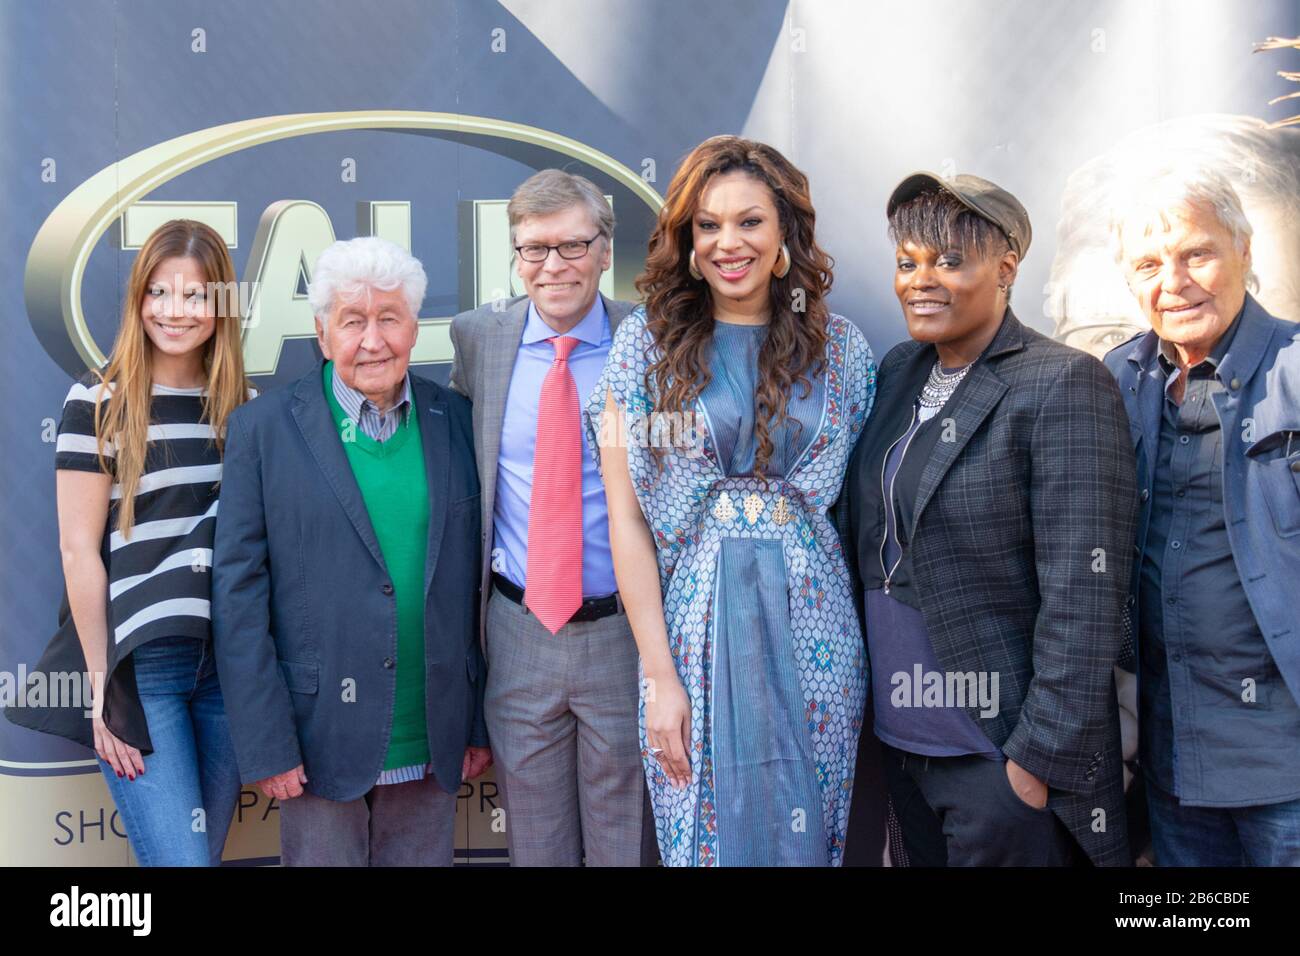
left=491, top=572, right=623, bottom=623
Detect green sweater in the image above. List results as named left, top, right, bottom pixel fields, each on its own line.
left=323, top=362, right=430, bottom=771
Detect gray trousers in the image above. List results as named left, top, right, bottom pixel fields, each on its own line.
left=278, top=772, right=458, bottom=866
left=485, top=586, right=644, bottom=866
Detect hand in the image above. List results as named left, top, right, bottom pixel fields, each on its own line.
left=255, top=765, right=308, bottom=801
left=645, top=673, right=692, bottom=789
left=462, top=746, right=493, bottom=780
left=93, top=716, right=145, bottom=781
left=1005, top=757, right=1048, bottom=810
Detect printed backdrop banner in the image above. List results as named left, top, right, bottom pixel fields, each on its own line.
left=1, top=0, right=1295, bottom=864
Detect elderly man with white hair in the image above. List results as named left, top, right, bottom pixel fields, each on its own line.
left=212, top=236, right=490, bottom=866
left=1103, top=163, right=1300, bottom=866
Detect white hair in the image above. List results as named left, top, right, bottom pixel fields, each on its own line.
left=1107, top=160, right=1254, bottom=270
left=307, top=236, right=427, bottom=322
left=1048, top=115, right=1300, bottom=339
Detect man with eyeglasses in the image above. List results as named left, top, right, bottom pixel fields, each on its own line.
left=447, top=169, right=649, bottom=865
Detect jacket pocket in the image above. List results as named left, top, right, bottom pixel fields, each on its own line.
left=1248, top=431, right=1300, bottom=537
left=452, top=492, right=481, bottom=513
left=278, top=659, right=319, bottom=695
left=997, top=756, right=1052, bottom=815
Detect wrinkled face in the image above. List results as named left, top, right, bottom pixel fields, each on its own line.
left=692, top=170, right=783, bottom=312
left=315, top=285, right=418, bottom=402
left=1118, top=200, right=1251, bottom=355
left=140, top=256, right=217, bottom=359
left=514, top=204, right=611, bottom=327
left=894, top=240, right=1010, bottom=349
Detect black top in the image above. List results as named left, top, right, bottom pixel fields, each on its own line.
left=849, top=363, right=974, bottom=608
left=863, top=373, right=1001, bottom=759
left=5, top=375, right=252, bottom=754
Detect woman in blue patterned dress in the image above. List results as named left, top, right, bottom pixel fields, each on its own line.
left=585, top=136, right=876, bottom=865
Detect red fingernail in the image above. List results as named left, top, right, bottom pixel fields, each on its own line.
left=116, top=771, right=122, bottom=778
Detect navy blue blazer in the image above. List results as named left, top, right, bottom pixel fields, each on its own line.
left=211, top=360, right=485, bottom=802
left=1105, top=294, right=1300, bottom=703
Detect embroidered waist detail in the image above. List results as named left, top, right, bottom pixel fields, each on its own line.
left=702, top=478, right=824, bottom=533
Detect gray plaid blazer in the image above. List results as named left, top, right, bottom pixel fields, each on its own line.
left=836, top=308, right=1140, bottom=866
left=446, top=293, right=635, bottom=653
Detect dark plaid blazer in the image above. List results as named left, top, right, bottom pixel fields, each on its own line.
left=836, top=308, right=1140, bottom=866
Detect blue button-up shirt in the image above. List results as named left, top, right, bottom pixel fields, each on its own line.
left=1136, top=310, right=1300, bottom=807
left=493, top=297, right=617, bottom=597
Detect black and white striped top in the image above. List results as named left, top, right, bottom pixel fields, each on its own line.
left=54, top=374, right=255, bottom=650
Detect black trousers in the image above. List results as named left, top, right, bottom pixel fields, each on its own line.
left=881, top=743, right=1078, bottom=866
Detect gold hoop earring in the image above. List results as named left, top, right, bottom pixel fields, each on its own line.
left=773, top=242, right=791, bottom=279
left=688, top=249, right=703, bottom=281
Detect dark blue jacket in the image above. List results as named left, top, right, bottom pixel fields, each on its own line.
left=212, top=361, right=485, bottom=802
left=1104, top=295, right=1300, bottom=703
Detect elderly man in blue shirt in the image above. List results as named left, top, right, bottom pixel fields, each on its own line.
left=1104, top=162, right=1300, bottom=866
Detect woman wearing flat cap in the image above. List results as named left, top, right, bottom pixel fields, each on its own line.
left=835, top=172, right=1139, bottom=866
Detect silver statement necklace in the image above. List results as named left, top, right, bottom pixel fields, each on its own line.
left=918, top=359, right=971, bottom=413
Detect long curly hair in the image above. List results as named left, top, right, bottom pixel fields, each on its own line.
left=636, top=135, right=832, bottom=475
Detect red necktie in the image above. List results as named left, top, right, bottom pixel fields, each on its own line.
left=524, top=335, right=584, bottom=634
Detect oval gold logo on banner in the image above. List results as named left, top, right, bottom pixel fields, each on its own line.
left=25, top=111, right=662, bottom=376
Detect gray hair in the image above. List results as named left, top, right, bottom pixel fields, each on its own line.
left=307, top=236, right=427, bottom=322
left=1107, top=161, right=1255, bottom=275
left=506, top=169, right=615, bottom=248
left=1047, top=114, right=1300, bottom=338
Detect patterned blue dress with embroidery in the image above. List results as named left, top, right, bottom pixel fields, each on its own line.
left=583, top=305, right=876, bottom=866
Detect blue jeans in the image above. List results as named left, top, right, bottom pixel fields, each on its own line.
left=1147, top=780, right=1300, bottom=866
left=97, top=635, right=241, bottom=866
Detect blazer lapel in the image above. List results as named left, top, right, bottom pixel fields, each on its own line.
left=414, top=378, right=451, bottom=595
left=291, top=362, right=387, bottom=573
left=911, top=312, right=1022, bottom=525
left=477, top=297, right=529, bottom=563
left=1135, top=342, right=1165, bottom=479
left=848, top=342, right=930, bottom=488
left=603, top=293, right=633, bottom=336
left=1212, top=294, right=1273, bottom=439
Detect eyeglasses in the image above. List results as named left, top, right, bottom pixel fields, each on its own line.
left=514, top=234, right=602, bottom=263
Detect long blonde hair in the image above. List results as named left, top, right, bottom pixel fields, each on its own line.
left=91, top=219, right=250, bottom=537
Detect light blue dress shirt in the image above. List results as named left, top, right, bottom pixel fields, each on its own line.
left=493, top=296, right=617, bottom=598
